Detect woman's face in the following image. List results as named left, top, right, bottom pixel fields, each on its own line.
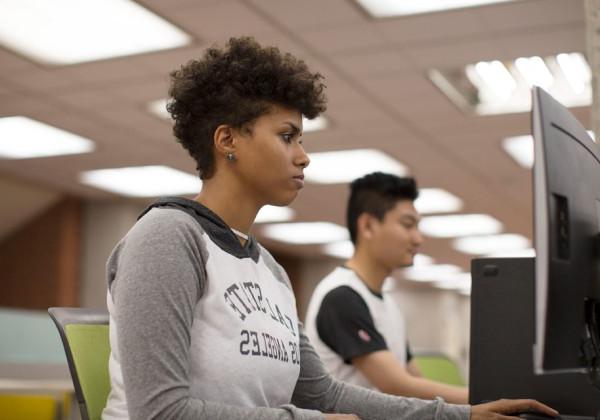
left=234, top=104, right=309, bottom=207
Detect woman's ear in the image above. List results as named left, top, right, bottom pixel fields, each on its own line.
left=213, top=124, right=237, bottom=157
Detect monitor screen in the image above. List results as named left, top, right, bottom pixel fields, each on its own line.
left=532, top=86, right=600, bottom=374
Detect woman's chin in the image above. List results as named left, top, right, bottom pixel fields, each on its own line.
left=269, top=191, right=299, bottom=207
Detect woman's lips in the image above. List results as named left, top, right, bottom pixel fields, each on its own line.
left=293, top=175, right=305, bottom=188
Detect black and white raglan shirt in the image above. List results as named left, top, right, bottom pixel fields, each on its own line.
left=305, top=266, right=410, bottom=389
left=101, top=197, right=470, bottom=420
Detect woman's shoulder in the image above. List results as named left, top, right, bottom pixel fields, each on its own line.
left=131, top=206, right=204, bottom=237
left=112, top=207, right=208, bottom=261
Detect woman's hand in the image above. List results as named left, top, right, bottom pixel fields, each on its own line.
left=471, top=399, right=558, bottom=419
left=324, top=414, right=361, bottom=419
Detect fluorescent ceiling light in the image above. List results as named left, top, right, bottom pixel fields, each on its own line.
left=148, top=98, right=328, bottom=133
left=503, top=131, right=595, bottom=168
left=148, top=99, right=170, bottom=120
left=502, top=135, right=534, bottom=168
left=322, top=240, right=354, bottom=259
left=471, top=60, right=516, bottom=101
left=431, top=52, right=592, bottom=116
left=321, top=237, right=435, bottom=265
left=0, top=116, right=95, bottom=159
left=0, top=0, right=191, bottom=65
left=80, top=165, right=201, bottom=197
left=556, top=53, right=591, bottom=95
left=433, top=273, right=472, bottom=295
left=419, top=214, right=503, bottom=238
left=514, top=56, right=554, bottom=90
left=303, top=116, right=328, bottom=133
left=254, top=206, right=295, bottom=224
left=485, top=247, right=536, bottom=258
left=355, top=0, right=516, bottom=17
left=261, top=222, right=348, bottom=245
left=305, top=149, right=408, bottom=184
left=402, top=264, right=462, bottom=282
left=415, top=188, right=463, bottom=214
left=413, top=254, right=435, bottom=266
left=453, top=233, right=530, bottom=255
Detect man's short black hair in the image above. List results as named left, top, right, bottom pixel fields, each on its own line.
left=167, top=36, right=327, bottom=179
left=347, top=172, right=419, bottom=244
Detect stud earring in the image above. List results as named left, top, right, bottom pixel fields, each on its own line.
left=226, top=152, right=236, bottom=162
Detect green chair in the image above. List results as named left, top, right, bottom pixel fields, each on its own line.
left=413, top=352, right=465, bottom=386
left=48, top=308, right=111, bottom=420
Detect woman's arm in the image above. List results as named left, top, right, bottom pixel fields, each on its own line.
left=291, top=327, right=470, bottom=420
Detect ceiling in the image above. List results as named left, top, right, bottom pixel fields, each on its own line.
left=0, top=0, right=590, bottom=275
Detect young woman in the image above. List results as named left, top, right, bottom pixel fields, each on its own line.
left=101, top=36, right=557, bottom=420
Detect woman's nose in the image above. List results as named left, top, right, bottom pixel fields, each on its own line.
left=296, top=144, right=310, bottom=168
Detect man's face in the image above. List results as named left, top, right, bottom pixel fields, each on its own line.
left=369, top=200, right=423, bottom=270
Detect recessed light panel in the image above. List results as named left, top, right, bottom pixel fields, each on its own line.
left=0, top=0, right=191, bottom=65
left=305, top=149, right=408, bottom=184
left=485, top=248, right=536, bottom=258
left=419, top=214, right=503, bottom=238
left=261, top=222, right=348, bottom=245
left=322, top=238, right=435, bottom=265
left=402, top=264, right=462, bottom=282
left=503, top=131, right=595, bottom=169
left=430, top=52, right=591, bottom=115
left=355, top=0, right=517, bottom=18
left=415, top=188, right=463, bottom=214
left=453, top=233, right=530, bottom=255
left=322, top=240, right=355, bottom=259
left=434, top=272, right=472, bottom=293
left=254, top=206, right=295, bottom=224
left=0, top=116, right=95, bottom=159
left=148, top=99, right=170, bottom=120
left=80, top=165, right=201, bottom=197
left=303, top=116, right=328, bottom=132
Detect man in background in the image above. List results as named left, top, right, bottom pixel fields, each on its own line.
left=305, top=172, right=468, bottom=403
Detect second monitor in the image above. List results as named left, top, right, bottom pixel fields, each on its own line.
left=470, top=257, right=600, bottom=416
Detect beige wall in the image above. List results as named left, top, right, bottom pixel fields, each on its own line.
left=384, top=282, right=471, bottom=379
left=80, top=200, right=147, bottom=309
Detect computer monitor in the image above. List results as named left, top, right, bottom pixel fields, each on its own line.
left=532, top=86, right=600, bottom=381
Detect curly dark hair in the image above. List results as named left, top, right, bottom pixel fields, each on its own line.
left=167, top=36, right=327, bottom=179
left=347, top=172, right=419, bottom=244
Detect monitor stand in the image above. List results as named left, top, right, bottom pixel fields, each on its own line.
left=470, top=257, right=600, bottom=417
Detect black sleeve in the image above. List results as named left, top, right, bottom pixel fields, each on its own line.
left=406, top=341, right=413, bottom=363
left=315, top=286, right=387, bottom=363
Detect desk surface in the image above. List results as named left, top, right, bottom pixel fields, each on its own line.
left=0, top=378, right=73, bottom=393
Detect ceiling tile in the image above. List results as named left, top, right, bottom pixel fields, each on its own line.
left=298, top=21, right=389, bottom=54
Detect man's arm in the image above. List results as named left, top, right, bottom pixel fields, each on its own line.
left=406, top=358, right=422, bottom=377
left=352, top=350, right=468, bottom=404
left=292, top=327, right=471, bottom=420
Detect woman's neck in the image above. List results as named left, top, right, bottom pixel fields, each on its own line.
left=194, top=177, right=259, bottom=238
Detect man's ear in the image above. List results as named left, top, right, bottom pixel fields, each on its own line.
left=356, top=213, right=377, bottom=241
left=213, top=124, right=237, bottom=157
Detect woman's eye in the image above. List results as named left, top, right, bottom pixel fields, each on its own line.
left=281, top=133, right=293, bottom=143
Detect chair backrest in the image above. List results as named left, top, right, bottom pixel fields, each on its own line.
left=413, top=352, right=465, bottom=386
left=48, top=307, right=110, bottom=420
